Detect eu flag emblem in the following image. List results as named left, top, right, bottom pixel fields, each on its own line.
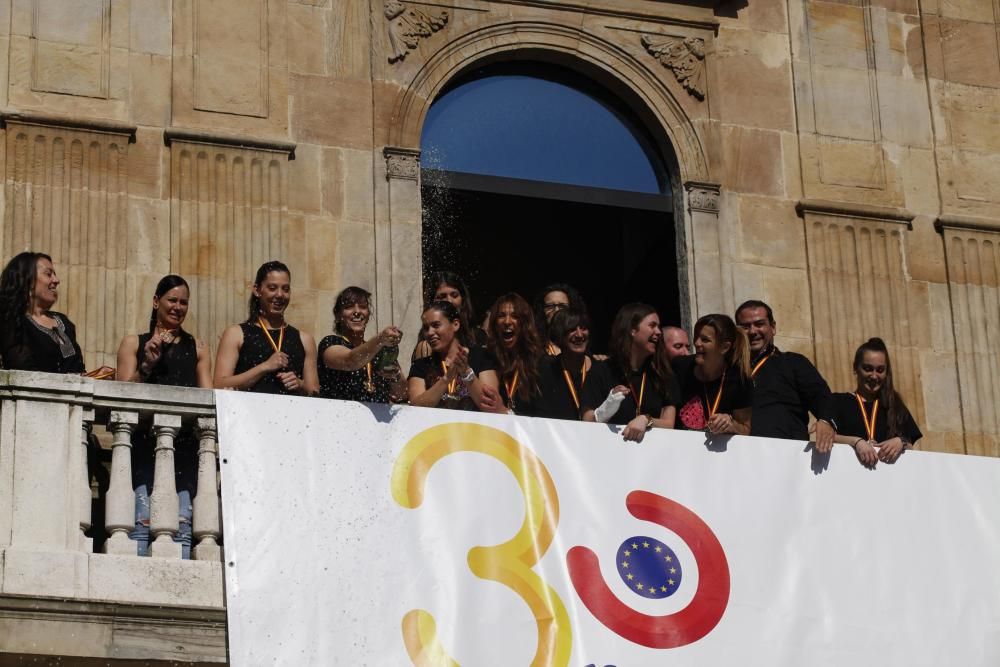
left=616, top=536, right=682, bottom=599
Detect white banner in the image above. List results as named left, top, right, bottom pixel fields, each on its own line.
left=216, top=393, right=1000, bottom=666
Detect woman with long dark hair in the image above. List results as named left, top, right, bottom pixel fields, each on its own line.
left=116, top=274, right=212, bottom=387
left=673, top=313, right=753, bottom=434
left=0, top=251, right=86, bottom=373
left=214, top=260, right=318, bottom=395
left=411, top=271, right=486, bottom=362
left=536, top=307, right=594, bottom=421
left=533, top=282, right=586, bottom=355
left=408, top=300, right=500, bottom=411
left=318, top=286, right=405, bottom=403
left=115, top=275, right=211, bottom=558
left=581, top=303, right=679, bottom=441
left=832, top=338, right=921, bottom=467
left=486, top=293, right=544, bottom=415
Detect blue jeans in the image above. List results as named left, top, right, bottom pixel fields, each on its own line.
left=129, top=436, right=196, bottom=559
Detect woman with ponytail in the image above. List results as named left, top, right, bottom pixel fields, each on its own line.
left=116, top=275, right=211, bottom=388
left=114, top=275, right=210, bottom=559
left=672, top=313, right=753, bottom=434
left=832, top=338, right=921, bottom=467
left=214, top=260, right=318, bottom=395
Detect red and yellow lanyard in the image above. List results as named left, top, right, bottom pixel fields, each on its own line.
left=627, top=372, right=646, bottom=419
left=440, top=361, right=457, bottom=395
left=504, top=371, right=520, bottom=407
left=562, top=359, right=588, bottom=411
left=705, top=370, right=727, bottom=419
left=855, top=393, right=879, bottom=441
left=751, top=352, right=772, bottom=378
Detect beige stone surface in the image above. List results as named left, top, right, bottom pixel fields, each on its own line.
left=737, top=195, right=807, bottom=269
left=720, top=125, right=784, bottom=196
left=938, top=18, right=1000, bottom=88
left=713, top=29, right=796, bottom=131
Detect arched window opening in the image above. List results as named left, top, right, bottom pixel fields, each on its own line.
left=421, top=62, right=680, bottom=350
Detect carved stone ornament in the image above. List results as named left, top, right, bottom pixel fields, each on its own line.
left=641, top=34, right=707, bottom=100
left=384, top=0, right=449, bottom=64
left=384, top=147, right=421, bottom=180
left=685, top=182, right=720, bottom=213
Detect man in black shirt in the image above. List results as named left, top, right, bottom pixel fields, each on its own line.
left=735, top=300, right=836, bottom=452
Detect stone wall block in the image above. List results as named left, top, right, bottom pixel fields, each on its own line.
left=306, top=217, right=338, bottom=292
left=321, top=147, right=345, bottom=218
left=288, top=2, right=328, bottom=75
left=803, top=209, right=926, bottom=431
left=761, top=266, right=813, bottom=339
left=714, top=29, right=796, bottom=131
left=2, top=121, right=131, bottom=369
left=941, top=225, right=1000, bottom=457
left=287, top=143, right=322, bottom=214
left=291, top=74, right=373, bottom=149
left=938, top=18, right=1000, bottom=88
left=737, top=195, right=807, bottom=269
left=168, top=139, right=291, bottom=348
left=720, top=126, right=783, bottom=196
left=129, top=0, right=171, bottom=56
left=129, top=53, right=171, bottom=126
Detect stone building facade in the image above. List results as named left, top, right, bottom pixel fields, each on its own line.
left=0, top=0, right=997, bottom=458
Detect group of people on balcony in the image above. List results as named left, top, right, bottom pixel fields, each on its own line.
left=1, top=252, right=923, bottom=468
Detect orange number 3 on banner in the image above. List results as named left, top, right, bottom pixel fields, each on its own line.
left=391, top=423, right=572, bottom=667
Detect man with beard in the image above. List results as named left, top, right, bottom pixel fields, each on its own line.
left=735, top=300, right=837, bottom=452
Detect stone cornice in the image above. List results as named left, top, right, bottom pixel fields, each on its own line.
left=796, top=199, right=915, bottom=227
left=482, top=0, right=719, bottom=31
left=0, top=109, right=136, bottom=142
left=934, top=213, right=1000, bottom=235
left=164, top=128, right=296, bottom=159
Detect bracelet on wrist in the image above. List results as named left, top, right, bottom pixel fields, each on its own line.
left=459, top=368, right=475, bottom=383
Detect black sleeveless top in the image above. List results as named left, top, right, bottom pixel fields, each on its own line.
left=234, top=322, right=306, bottom=395
left=136, top=332, right=198, bottom=388
left=318, top=333, right=391, bottom=403
left=0, top=312, right=85, bottom=374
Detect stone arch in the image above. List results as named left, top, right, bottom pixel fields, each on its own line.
left=389, top=20, right=712, bottom=185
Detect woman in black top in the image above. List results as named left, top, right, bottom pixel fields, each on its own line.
left=116, top=275, right=212, bottom=388
left=214, top=261, right=318, bottom=396
left=486, top=293, right=544, bottom=416
left=536, top=307, right=593, bottom=421
left=0, top=251, right=86, bottom=374
left=318, top=286, right=405, bottom=403
left=533, top=282, right=586, bottom=356
left=832, top=337, right=922, bottom=467
left=408, top=301, right=500, bottom=411
left=115, top=275, right=210, bottom=558
left=581, top=303, right=679, bottom=442
left=411, top=272, right=486, bottom=361
left=673, top=313, right=753, bottom=434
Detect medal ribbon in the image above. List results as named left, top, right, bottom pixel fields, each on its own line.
left=627, top=371, right=646, bottom=419
left=705, top=370, right=726, bottom=419
left=440, top=361, right=458, bottom=396
left=751, top=352, right=772, bottom=378
left=257, top=317, right=285, bottom=354
left=504, top=371, right=520, bottom=407
left=561, top=359, right=589, bottom=411
left=365, top=361, right=374, bottom=392
left=855, top=393, right=879, bottom=442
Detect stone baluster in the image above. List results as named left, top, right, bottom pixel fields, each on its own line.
left=77, top=408, right=95, bottom=551
left=149, top=413, right=182, bottom=558
left=192, top=418, right=222, bottom=561
left=104, top=410, right=138, bottom=555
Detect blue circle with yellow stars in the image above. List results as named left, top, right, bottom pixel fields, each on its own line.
left=616, top=536, right=682, bottom=599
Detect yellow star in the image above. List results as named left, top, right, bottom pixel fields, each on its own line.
left=660, top=585, right=668, bottom=592
left=670, top=567, right=676, bottom=574
left=643, top=541, right=650, bottom=548
left=621, top=561, right=629, bottom=569
left=627, top=573, right=634, bottom=581
left=665, top=555, right=673, bottom=562
left=636, top=583, right=644, bottom=590
left=654, top=545, right=662, bottom=553
left=624, top=550, right=631, bottom=557
left=668, top=579, right=675, bottom=586
left=632, top=543, right=638, bottom=550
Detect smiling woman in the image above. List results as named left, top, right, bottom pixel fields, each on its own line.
left=213, top=260, right=318, bottom=396
left=0, top=251, right=86, bottom=374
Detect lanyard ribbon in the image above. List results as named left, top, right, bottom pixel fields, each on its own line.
left=504, top=371, right=520, bottom=407
left=562, top=359, right=588, bottom=410
left=705, top=370, right=726, bottom=419
left=855, top=393, right=879, bottom=441
left=627, top=371, right=646, bottom=418
left=440, top=361, right=458, bottom=395
left=257, top=317, right=285, bottom=354
left=751, top=352, right=772, bottom=378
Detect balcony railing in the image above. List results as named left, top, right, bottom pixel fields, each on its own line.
left=0, top=370, right=226, bottom=663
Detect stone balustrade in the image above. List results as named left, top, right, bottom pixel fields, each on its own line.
left=0, top=370, right=226, bottom=663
